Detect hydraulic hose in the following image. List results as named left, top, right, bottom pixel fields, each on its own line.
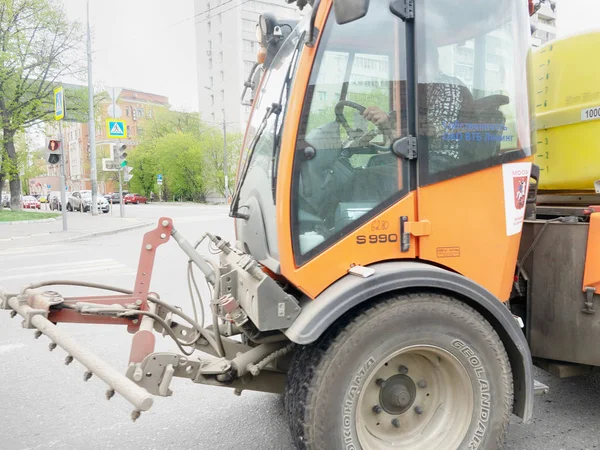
left=20, top=280, right=222, bottom=355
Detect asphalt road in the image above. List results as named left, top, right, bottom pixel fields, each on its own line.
left=0, top=203, right=599, bottom=450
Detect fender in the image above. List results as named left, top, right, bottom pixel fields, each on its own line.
left=284, top=260, right=534, bottom=422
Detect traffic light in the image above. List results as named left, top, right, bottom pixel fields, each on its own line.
left=116, top=144, right=127, bottom=167
left=46, top=139, right=61, bottom=165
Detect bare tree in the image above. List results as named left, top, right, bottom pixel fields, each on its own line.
left=0, top=0, right=84, bottom=209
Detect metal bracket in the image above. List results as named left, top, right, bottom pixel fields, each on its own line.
left=389, top=0, right=414, bottom=21
left=582, top=287, right=597, bottom=314
left=126, top=352, right=197, bottom=397
left=392, top=136, right=417, bottom=160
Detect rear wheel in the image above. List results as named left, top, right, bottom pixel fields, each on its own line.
left=285, top=293, right=513, bottom=450
left=66, top=203, right=72, bottom=212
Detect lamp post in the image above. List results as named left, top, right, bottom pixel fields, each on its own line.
left=204, top=86, right=228, bottom=204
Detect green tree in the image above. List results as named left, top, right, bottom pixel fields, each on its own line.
left=154, top=132, right=207, bottom=202
left=127, top=109, right=244, bottom=202
left=202, top=127, right=242, bottom=199
left=0, top=0, right=84, bottom=209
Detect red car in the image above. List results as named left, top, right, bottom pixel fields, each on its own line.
left=22, top=195, right=41, bottom=209
left=123, top=193, right=147, bottom=204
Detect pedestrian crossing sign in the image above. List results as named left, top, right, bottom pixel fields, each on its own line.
left=106, top=119, right=127, bottom=138
left=54, top=87, right=65, bottom=121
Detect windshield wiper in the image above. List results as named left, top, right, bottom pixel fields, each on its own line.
left=270, top=32, right=305, bottom=203
left=229, top=102, right=281, bottom=219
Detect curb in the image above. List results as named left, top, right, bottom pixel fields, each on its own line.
left=0, top=221, right=153, bottom=248
left=0, top=217, right=58, bottom=225
left=62, top=221, right=153, bottom=243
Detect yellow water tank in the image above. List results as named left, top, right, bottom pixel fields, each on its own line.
left=534, top=32, right=600, bottom=191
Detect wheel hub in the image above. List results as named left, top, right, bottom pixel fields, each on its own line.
left=379, top=374, right=416, bottom=415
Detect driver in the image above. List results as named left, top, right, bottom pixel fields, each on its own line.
left=361, top=35, right=468, bottom=167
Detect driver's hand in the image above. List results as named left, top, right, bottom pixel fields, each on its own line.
left=362, top=106, right=390, bottom=128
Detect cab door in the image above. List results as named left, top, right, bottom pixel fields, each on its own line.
left=413, top=0, right=535, bottom=301
left=277, top=0, right=418, bottom=298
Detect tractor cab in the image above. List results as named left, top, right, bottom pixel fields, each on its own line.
left=232, top=0, right=534, bottom=299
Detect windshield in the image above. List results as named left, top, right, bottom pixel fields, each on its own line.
left=235, top=14, right=308, bottom=201
left=232, top=13, right=308, bottom=266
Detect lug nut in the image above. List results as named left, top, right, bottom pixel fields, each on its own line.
left=372, top=405, right=382, bottom=414
left=414, top=406, right=423, bottom=415
left=106, top=389, right=115, bottom=400
left=398, top=365, right=408, bottom=375
left=417, top=379, right=427, bottom=389
left=64, top=355, right=73, bottom=365
left=48, top=342, right=57, bottom=351
left=34, top=330, right=42, bottom=339
left=391, top=418, right=400, bottom=428
left=376, top=378, right=386, bottom=388
left=83, top=371, right=93, bottom=382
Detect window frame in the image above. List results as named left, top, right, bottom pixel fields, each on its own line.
left=414, top=0, right=534, bottom=187
left=290, top=10, right=414, bottom=267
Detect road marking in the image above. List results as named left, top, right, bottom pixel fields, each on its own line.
left=0, top=343, right=26, bottom=354
left=0, top=249, right=78, bottom=262
left=1, top=258, right=117, bottom=274
left=0, top=245, right=63, bottom=256
left=0, top=260, right=130, bottom=282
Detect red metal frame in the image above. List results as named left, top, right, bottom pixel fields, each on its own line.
left=30, top=217, right=175, bottom=363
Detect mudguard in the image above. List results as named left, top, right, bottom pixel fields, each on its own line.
left=284, top=260, right=534, bottom=422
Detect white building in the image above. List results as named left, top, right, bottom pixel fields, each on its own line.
left=531, top=2, right=557, bottom=47
left=194, top=0, right=299, bottom=132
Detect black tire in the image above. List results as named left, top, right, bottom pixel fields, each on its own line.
left=285, top=293, right=513, bottom=450
left=66, top=203, right=72, bottom=212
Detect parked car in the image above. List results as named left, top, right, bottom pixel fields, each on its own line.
left=2, top=193, right=9, bottom=208
left=48, top=191, right=62, bottom=211
left=39, top=195, right=48, bottom=203
left=110, top=192, right=121, bottom=204
left=22, top=195, right=41, bottom=209
left=68, top=190, right=109, bottom=213
left=124, top=193, right=147, bottom=204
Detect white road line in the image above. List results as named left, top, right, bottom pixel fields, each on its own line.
left=0, top=249, right=78, bottom=262
left=0, top=343, right=26, bottom=354
left=1, top=258, right=116, bottom=274
left=0, top=245, right=62, bottom=256
left=0, top=262, right=129, bottom=282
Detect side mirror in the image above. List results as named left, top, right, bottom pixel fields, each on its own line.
left=333, top=0, right=370, bottom=25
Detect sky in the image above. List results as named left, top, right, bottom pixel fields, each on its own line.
left=60, top=0, right=198, bottom=112
left=556, top=0, right=600, bottom=37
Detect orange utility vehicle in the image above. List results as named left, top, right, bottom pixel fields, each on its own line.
left=2, top=0, right=598, bottom=449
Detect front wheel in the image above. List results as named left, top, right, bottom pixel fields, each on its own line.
left=285, top=293, right=513, bottom=450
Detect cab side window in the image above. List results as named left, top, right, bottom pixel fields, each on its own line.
left=291, top=0, right=409, bottom=261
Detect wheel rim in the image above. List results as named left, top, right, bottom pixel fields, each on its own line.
left=356, top=345, right=474, bottom=450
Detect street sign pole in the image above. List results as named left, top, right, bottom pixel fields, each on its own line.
left=58, top=121, right=68, bottom=231
left=117, top=139, right=125, bottom=219
left=87, top=0, right=98, bottom=216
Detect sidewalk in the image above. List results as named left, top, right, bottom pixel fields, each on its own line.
left=0, top=211, right=152, bottom=250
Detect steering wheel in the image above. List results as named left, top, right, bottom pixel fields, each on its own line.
left=334, top=100, right=366, bottom=136
left=334, top=100, right=392, bottom=154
